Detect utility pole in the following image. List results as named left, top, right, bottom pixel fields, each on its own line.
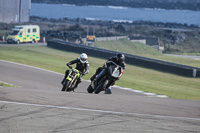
left=19, top=0, right=22, bottom=23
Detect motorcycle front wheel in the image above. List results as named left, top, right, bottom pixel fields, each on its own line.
left=94, top=79, right=109, bottom=94
left=87, top=84, right=94, bottom=93
left=61, top=80, right=71, bottom=91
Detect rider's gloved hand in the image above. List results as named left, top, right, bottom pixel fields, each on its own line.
left=66, top=63, right=72, bottom=69
left=69, top=65, right=72, bottom=69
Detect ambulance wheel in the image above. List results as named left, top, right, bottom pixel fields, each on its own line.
left=32, top=39, right=35, bottom=44
left=16, top=40, right=20, bottom=44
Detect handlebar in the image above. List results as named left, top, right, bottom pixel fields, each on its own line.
left=66, top=64, right=81, bottom=74
left=66, top=63, right=72, bottom=69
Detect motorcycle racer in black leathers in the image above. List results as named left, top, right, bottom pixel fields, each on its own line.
left=61, top=53, right=89, bottom=89
left=90, top=53, right=126, bottom=94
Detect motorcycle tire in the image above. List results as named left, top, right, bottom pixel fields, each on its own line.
left=94, top=79, right=109, bottom=94
left=87, top=84, right=94, bottom=93
left=66, top=80, right=73, bottom=91
left=61, top=80, right=71, bottom=91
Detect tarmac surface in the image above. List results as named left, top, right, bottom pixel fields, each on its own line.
left=0, top=60, right=200, bottom=133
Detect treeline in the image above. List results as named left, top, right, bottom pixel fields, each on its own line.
left=32, top=0, right=200, bottom=11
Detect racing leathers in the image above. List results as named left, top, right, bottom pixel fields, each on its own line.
left=61, top=58, right=89, bottom=88
left=90, top=56, right=126, bottom=94
left=91, top=56, right=126, bottom=81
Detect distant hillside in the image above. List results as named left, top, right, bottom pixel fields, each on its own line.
left=95, top=38, right=161, bottom=56
left=32, top=0, right=200, bottom=11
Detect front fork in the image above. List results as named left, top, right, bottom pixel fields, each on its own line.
left=94, top=69, right=106, bottom=83
left=65, top=70, right=78, bottom=87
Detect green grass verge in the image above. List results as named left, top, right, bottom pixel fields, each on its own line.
left=96, top=39, right=200, bottom=67
left=0, top=45, right=199, bottom=100
left=96, top=38, right=161, bottom=56
left=0, top=82, right=15, bottom=87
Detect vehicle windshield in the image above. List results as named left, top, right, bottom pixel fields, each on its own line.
left=10, top=30, right=19, bottom=35
left=13, top=27, right=23, bottom=29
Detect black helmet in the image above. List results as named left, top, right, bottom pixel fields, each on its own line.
left=116, top=53, right=125, bottom=63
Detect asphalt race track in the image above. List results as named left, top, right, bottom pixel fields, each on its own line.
left=0, top=60, right=200, bottom=133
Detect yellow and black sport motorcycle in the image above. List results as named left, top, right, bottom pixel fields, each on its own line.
left=61, top=67, right=80, bottom=92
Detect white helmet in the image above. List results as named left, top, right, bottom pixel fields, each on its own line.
left=80, top=53, right=88, bottom=63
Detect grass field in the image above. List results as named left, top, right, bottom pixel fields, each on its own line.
left=0, top=81, right=15, bottom=87
left=0, top=45, right=199, bottom=100
left=96, top=39, right=200, bottom=67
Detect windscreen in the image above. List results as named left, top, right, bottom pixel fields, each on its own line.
left=111, top=68, right=120, bottom=78
left=10, top=30, right=19, bottom=35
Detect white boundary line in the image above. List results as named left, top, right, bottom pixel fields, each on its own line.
left=0, top=100, right=199, bottom=121
left=114, top=85, right=168, bottom=98
left=0, top=59, right=168, bottom=97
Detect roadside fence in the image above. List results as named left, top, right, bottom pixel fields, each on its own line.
left=47, top=39, right=200, bottom=78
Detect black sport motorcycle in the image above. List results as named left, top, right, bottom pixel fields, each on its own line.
left=87, top=61, right=124, bottom=94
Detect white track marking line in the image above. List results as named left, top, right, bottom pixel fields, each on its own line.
left=114, top=85, right=168, bottom=98
left=0, top=100, right=199, bottom=121
left=0, top=59, right=167, bottom=97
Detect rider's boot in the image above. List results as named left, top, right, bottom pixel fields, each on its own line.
left=61, top=70, right=70, bottom=85
left=61, top=77, right=65, bottom=85
left=105, top=87, right=112, bottom=94
left=61, top=74, right=67, bottom=85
